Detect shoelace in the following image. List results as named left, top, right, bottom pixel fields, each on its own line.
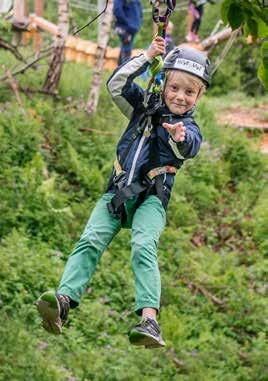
left=57, top=294, right=70, bottom=323
left=139, top=318, right=160, bottom=334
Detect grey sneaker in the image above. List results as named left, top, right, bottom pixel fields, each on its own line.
left=36, top=291, right=70, bottom=334
left=128, top=317, right=166, bottom=349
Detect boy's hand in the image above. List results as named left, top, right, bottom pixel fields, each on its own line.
left=146, top=36, right=166, bottom=61
left=162, top=122, right=186, bottom=142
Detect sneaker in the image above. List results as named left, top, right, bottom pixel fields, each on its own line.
left=36, top=291, right=70, bottom=334
left=185, top=32, right=195, bottom=42
left=128, top=317, right=166, bottom=349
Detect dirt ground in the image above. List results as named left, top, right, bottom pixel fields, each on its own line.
left=217, top=104, right=268, bottom=153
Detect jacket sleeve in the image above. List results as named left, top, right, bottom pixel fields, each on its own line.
left=139, top=1, right=143, bottom=22
left=168, top=122, right=202, bottom=159
left=106, top=54, right=150, bottom=119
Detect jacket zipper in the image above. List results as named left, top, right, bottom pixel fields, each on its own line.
left=127, top=126, right=149, bottom=186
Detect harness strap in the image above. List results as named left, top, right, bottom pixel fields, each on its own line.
left=147, top=165, right=177, bottom=179
left=114, top=158, right=124, bottom=177
left=107, top=182, right=147, bottom=218
left=107, top=165, right=176, bottom=219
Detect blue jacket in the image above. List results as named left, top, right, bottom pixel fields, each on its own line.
left=113, top=0, right=143, bottom=35
left=106, top=54, right=202, bottom=208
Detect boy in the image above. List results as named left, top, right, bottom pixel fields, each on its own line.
left=37, top=36, right=210, bottom=349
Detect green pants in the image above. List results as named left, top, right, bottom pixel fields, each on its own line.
left=58, top=193, right=166, bottom=315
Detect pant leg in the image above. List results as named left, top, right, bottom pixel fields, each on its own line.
left=192, top=5, right=203, bottom=33
left=58, top=193, right=121, bottom=304
left=131, top=195, right=166, bottom=315
left=118, top=32, right=135, bottom=66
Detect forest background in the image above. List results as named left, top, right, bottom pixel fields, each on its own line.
left=0, top=0, right=267, bottom=380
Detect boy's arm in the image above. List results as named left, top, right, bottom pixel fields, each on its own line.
left=106, top=54, right=150, bottom=119
left=168, top=122, right=203, bottom=159
left=107, top=36, right=165, bottom=119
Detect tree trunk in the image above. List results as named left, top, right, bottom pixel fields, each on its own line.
left=43, top=0, right=69, bottom=93
left=86, top=0, right=113, bottom=114
left=34, top=0, right=44, bottom=53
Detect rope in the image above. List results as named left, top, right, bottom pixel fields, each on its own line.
left=72, top=0, right=109, bottom=35
left=209, top=19, right=223, bottom=37
left=210, top=28, right=241, bottom=76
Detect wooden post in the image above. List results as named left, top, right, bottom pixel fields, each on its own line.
left=12, top=0, right=28, bottom=45
left=34, top=0, right=44, bottom=53
left=34, top=0, right=44, bottom=16
left=13, top=0, right=28, bottom=27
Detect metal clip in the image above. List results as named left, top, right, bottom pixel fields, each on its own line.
left=113, top=171, right=126, bottom=190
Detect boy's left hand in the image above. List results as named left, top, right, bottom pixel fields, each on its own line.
left=162, top=122, right=186, bottom=142
left=146, top=36, right=166, bottom=61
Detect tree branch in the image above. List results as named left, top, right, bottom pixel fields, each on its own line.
left=6, top=69, right=24, bottom=109
left=0, top=46, right=53, bottom=82
left=0, top=37, right=26, bottom=62
left=180, top=277, right=226, bottom=306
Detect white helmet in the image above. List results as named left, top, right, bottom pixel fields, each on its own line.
left=163, top=47, right=211, bottom=87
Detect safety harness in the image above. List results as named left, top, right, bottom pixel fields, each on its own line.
left=106, top=100, right=194, bottom=226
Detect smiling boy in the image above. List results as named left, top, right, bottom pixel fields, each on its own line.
left=37, top=37, right=210, bottom=349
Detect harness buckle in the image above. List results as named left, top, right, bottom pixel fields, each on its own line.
left=142, top=174, right=155, bottom=187
left=107, top=202, right=123, bottom=221
left=113, top=171, right=126, bottom=190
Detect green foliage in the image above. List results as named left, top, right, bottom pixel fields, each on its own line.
left=258, top=37, right=268, bottom=86
left=223, top=134, right=264, bottom=183
left=0, top=42, right=268, bottom=381
left=221, top=0, right=268, bottom=89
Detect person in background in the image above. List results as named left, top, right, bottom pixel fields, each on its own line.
left=186, top=0, right=214, bottom=43
left=113, top=0, right=143, bottom=65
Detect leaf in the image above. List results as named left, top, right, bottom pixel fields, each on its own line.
left=221, top=0, right=233, bottom=25
left=261, top=40, right=268, bottom=68
left=227, top=3, right=244, bottom=29
left=257, top=19, right=268, bottom=38
left=251, top=3, right=268, bottom=26
left=257, top=63, right=268, bottom=90
left=243, top=9, right=259, bottom=38
left=247, top=17, right=259, bottom=38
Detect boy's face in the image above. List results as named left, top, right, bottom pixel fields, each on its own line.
left=163, top=71, right=201, bottom=115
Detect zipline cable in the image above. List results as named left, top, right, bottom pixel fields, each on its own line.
left=72, top=0, right=109, bottom=35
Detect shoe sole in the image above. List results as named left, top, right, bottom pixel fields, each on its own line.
left=36, top=293, right=62, bottom=334
left=129, top=331, right=166, bottom=349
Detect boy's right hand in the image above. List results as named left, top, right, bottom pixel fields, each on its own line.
left=146, top=36, right=166, bottom=61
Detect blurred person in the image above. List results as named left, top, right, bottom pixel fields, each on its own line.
left=186, top=0, right=215, bottom=43
left=113, top=0, right=143, bottom=65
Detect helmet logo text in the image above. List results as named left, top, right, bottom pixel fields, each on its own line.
left=174, top=58, right=205, bottom=77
